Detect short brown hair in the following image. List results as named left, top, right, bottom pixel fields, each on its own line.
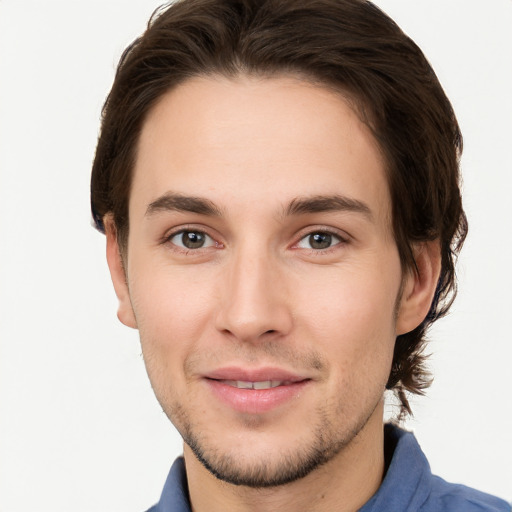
left=91, top=0, right=467, bottom=417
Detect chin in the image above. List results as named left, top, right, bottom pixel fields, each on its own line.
left=178, top=405, right=377, bottom=488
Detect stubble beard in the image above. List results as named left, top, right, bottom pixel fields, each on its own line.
left=144, top=339, right=389, bottom=489
left=170, top=398, right=380, bottom=488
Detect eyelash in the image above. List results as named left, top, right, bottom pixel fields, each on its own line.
left=161, top=227, right=349, bottom=254
left=162, top=227, right=220, bottom=253
left=293, top=228, right=349, bottom=253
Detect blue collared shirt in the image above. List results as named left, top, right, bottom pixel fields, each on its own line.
left=147, top=425, right=510, bottom=511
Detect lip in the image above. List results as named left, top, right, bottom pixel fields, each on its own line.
left=204, top=366, right=311, bottom=414
left=205, top=366, right=307, bottom=383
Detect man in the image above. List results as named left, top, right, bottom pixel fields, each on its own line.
left=90, top=0, right=509, bottom=510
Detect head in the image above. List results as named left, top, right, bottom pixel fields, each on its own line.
left=91, top=0, right=467, bottom=486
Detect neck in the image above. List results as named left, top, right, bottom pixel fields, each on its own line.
left=184, top=403, right=386, bottom=512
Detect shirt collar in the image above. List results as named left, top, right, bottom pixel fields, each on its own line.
left=359, top=424, right=432, bottom=511
left=152, top=424, right=431, bottom=512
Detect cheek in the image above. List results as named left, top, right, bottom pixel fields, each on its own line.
left=309, top=286, right=397, bottom=417
left=298, top=263, right=399, bottom=337
left=127, top=262, right=219, bottom=369
left=294, top=262, right=399, bottom=379
left=127, top=270, right=217, bottom=412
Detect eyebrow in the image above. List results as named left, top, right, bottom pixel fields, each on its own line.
left=145, top=192, right=222, bottom=217
left=285, top=195, right=373, bottom=219
left=145, top=192, right=372, bottom=220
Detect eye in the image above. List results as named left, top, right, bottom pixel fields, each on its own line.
left=296, top=231, right=343, bottom=250
left=169, top=230, right=216, bottom=250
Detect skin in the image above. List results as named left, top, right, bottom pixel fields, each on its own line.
left=106, top=75, right=440, bottom=512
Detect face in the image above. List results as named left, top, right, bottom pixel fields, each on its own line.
left=108, top=75, right=428, bottom=487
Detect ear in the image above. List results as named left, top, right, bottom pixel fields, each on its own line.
left=396, top=240, right=441, bottom=335
left=104, top=216, right=138, bottom=329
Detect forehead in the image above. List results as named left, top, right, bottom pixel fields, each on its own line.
left=131, top=75, right=390, bottom=222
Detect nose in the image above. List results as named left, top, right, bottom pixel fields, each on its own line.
left=215, top=250, right=293, bottom=343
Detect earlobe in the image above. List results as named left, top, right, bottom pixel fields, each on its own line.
left=104, top=216, right=138, bottom=329
left=396, top=240, right=441, bottom=336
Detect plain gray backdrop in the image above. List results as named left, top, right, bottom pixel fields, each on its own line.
left=1, top=1, right=511, bottom=510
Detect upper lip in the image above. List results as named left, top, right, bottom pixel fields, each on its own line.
left=204, top=366, right=309, bottom=383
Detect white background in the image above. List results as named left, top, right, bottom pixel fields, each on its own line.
left=0, top=1, right=511, bottom=510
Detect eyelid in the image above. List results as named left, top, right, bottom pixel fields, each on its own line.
left=161, top=225, right=223, bottom=250
left=292, top=226, right=350, bottom=250
left=171, top=230, right=215, bottom=249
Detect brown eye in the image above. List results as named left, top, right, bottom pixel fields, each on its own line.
left=170, top=230, right=214, bottom=249
left=309, top=233, right=332, bottom=249
left=297, top=231, right=342, bottom=250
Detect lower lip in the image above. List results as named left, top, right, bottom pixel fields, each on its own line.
left=206, top=379, right=310, bottom=414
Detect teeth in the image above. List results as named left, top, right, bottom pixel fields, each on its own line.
left=236, top=380, right=254, bottom=389
left=223, top=380, right=286, bottom=390
left=253, top=380, right=279, bottom=390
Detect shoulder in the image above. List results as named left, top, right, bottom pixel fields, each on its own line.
left=143, top=456, right=191, bottom=512
left=361, top=425, right=510, bottom=512
left=421, top=475, right=511, bottom=512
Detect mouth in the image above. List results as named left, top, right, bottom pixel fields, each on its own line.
left=215, top=379, right=297, bottom=390
left=203, top=368, right=311, bottom=414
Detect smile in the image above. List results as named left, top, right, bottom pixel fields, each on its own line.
left=219, top=380, right=292, bottom=390
left=205, top=374, right=311, bottom=414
